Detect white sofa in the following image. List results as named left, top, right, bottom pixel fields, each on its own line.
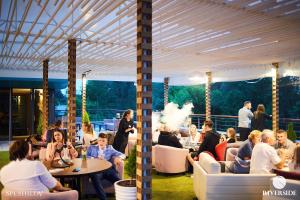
left=154, top=145, right=189, bottom=173
left=193, top=152, right=276, bottom=200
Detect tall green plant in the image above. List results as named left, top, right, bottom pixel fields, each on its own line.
left=287, top=122, right=297, bottom=142
left=82, top=111, right=90, bottom=124
left=36, top=113, right=42, bottom=135
left=125, top=145, right=136, bottom=183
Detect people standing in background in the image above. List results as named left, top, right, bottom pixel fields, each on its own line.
left=112, top=109, right=135, bottom=153
left=251, top=104, right=272, bottom=131
left=238, top=101, right=253, bottom=141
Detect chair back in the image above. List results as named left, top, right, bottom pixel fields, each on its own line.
left=225, top=147, right=238, bottom=161
left=215, top=141, right=227, bottom=161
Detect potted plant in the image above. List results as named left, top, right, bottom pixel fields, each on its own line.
left=287, top=122, right=297, bottom=142
left=114, top=145, right=137, bottom=200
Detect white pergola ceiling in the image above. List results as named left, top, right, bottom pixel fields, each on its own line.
left=0, top=0, right=300, bottom=85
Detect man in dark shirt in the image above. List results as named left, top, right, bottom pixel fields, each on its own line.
left=191, top=120, right=220, bottom=159
left=158, top=125, right=182, bottom=148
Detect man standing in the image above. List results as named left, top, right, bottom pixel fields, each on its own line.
left=250, top=130, right=286, bottom=174
left=238, top=101, right=253, bottom=141
left=274, top=129, right=296, bottom=159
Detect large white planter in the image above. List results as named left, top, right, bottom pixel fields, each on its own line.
left=114, top=179, right=137, bottom=200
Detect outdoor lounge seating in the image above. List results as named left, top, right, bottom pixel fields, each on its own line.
left=1, top=188, right=78, bottom=200
left=154, top=145, right=189, bottom=173
left=193, top=152, right=275, bottom=200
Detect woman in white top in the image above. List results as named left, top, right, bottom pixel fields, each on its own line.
left=83, top=123, right=97, bottom=146
left=46, top=129, right=78, bottom=161
left=189, top=124, right=200, bottom=143
left=0, top=140, right=70, bottom=192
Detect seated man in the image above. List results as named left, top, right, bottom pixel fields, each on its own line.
left=250, top=130, right=286, bottom=174
left=87, top=133, right=125, bottom=200
left=0, top=140, right=70, bottom=192
left=190, top=120, right=220, bottom=160
left=158, top=124, right=183, bottom=148
left=274, top=129, right=296, bottom=159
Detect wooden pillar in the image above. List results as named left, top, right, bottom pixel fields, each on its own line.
left=82, top=73, right=87, bottom=120
left=205, top=72, right=212, bottom=120
left=68, top=39, right=76, bottom=142
left=137, top=0, right=152, bottom=199
left=164, top=77, right=169, bottom=107
left=272, top=63, right=279, bottom=133
left=42, top=59, right=49, bottom=135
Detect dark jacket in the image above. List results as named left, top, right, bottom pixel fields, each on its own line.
left=251, top=112, right=271, bottom=131
left=112, top=118, right=134, bottom=153
left=196, top=130, right=220, bottom=158
left=158, top=131, right=183, bottom=148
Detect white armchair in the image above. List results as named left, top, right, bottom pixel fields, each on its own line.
left=154, top=145, right=189, bottom=173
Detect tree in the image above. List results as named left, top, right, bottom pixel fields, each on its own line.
left=125, top=145, right=137, bottom=185
left=287, top=122, right=297, bottom=142
left=82, top=111, right=90, bottom=124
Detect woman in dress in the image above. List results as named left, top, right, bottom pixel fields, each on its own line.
left=112, top=109, right=134, bottom=153
left=189, top=124, right=200, bottom=143
left=251, top=104, right=271, bottom=131
left=226, top=127, right=237, bottom=143
left=83, top=123, right=97, bottom=146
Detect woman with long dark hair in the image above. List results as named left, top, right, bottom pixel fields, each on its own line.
left=112, top=109, right=134, bottom=153
left=251, top=104, right=271, bottom=131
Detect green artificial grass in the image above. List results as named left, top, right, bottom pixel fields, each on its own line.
left=0, top=152, right=195, bottom=200
left=0, top=151, right=9, bottom=198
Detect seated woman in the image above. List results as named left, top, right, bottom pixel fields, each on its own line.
left=158, top=124, right=182, bottom=148
left=230, top=130, right=261, bottom=174
left=289, top=145, right=300, bottom=172
left=83, top=123, right=97, bottom=146
left=0, top=140, right=70, bottom=192
left=189, top=124, right=200, bottom=143
left=46, top=129, right=78, bottom=161
left=226, top=128, right=237, bottom=143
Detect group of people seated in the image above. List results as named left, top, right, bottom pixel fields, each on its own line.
left=0, top=122, right=126, bottom=200
left=156, top=119, right=299, bottom=175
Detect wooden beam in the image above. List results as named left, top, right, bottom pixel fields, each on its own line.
left=68, top=39, right=76, bottom=142
left=272, top=63, right=279, bottom=133
left=42, top=59, right=49, bottom=135
left=136, top=0, right=152, bottom=199
left=164, top=77, right=169, bottom=107
left=205, top=71, right=212, bottom=120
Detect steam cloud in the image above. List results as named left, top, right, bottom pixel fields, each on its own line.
left=153, top=102, right=194, bottom=132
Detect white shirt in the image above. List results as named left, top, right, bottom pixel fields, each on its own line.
left=250, top=143, right=281, bottom=174
left=0, top=159, right=57, bottom=192
left=238, top=107, right=253, bottom=128
left=189, top=132, right=200, bottom=143
left=83, top=132, right=97, bottom=145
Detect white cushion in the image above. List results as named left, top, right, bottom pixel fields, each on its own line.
left=199, top=152, right=220, bottom=174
